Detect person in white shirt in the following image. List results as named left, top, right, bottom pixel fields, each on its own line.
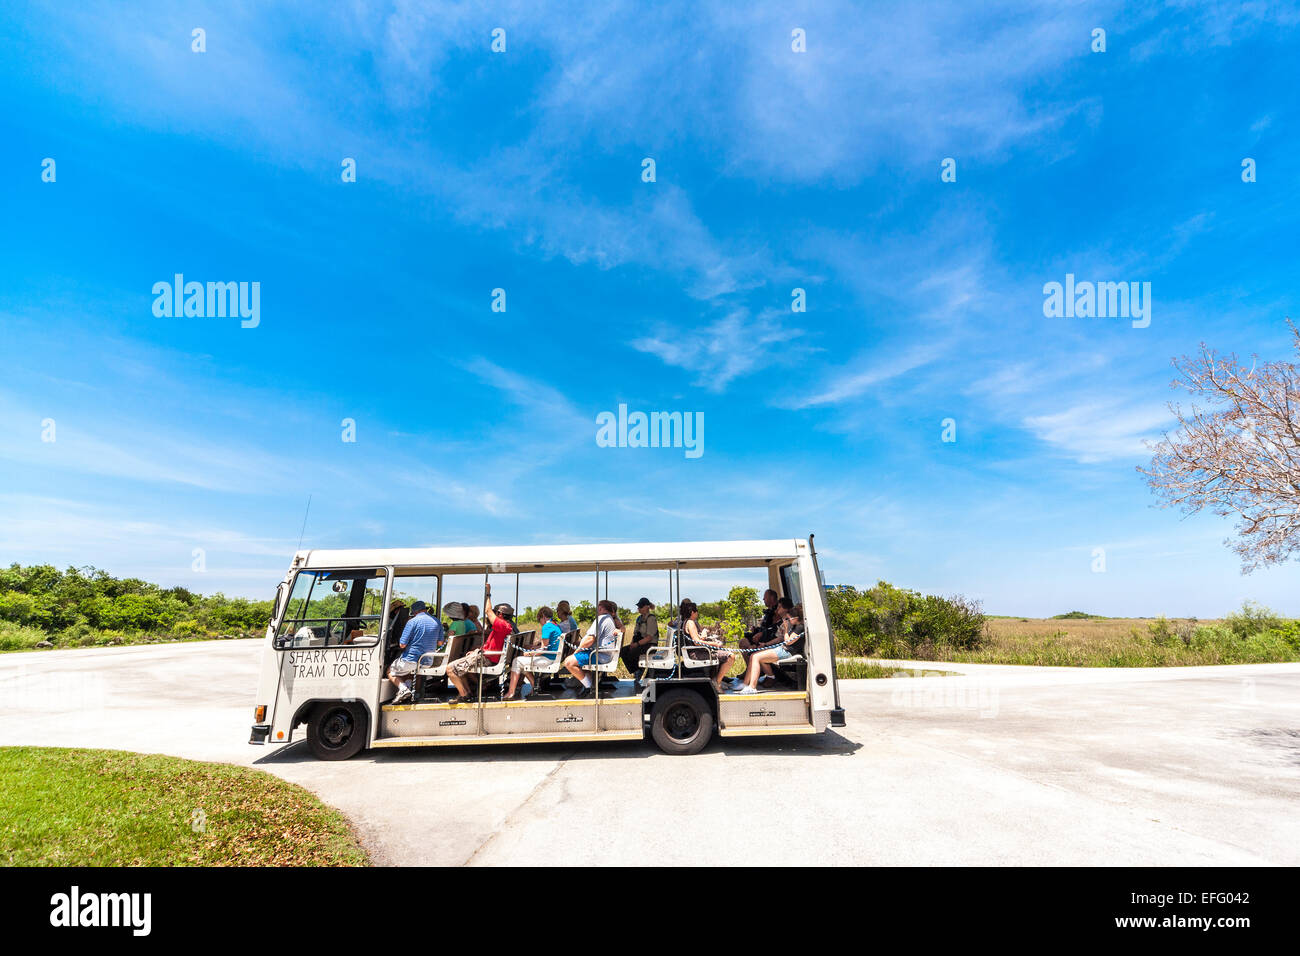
left=562, top=599, right=623, bottom=699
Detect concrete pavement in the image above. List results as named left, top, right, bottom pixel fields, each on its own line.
left=1, top=640, right=1297, bottom=865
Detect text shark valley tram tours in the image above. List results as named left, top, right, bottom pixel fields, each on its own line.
left=249, top=538, right=846, bottom=758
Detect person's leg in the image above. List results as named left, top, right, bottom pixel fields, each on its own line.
left=620, top=644, right=640, bottom=678
left=506, top=663, right=522, bottom=698
left=571, top=651, right=594, bottom=692
left=389, top=661, right=416, bottom=698
left=448, top=653, right=478, bottom=698
left=563, top=654, right=582, bottom=680
left=747, top=649, right=777, bottom=688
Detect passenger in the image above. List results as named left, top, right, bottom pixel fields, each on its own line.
left=388, top=600, right=442, bottom=704
left=504, top=605, right=563, bottom=700
left=735, top=604, right=805, bottom=694
left=555, top=600, right=579, bottom=635
left=384, top=598, right=410, bottom=663
left=463, top=605, right=481, bottom=636
left=678, top=599, right=736, bottom=692
left=445, top=601, right=474, bottom=638
left=740, top=589, right=780, bottom=655
left=343, top=619, right=368, bottom=644
left=763, top=598, right=796, bottom=685
left=621, top=597, right=659, bottom=688
left=563, top=599, right=621, bottom=699
left=447, top=585, right=512, bottom=704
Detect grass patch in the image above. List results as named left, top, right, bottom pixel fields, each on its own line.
left=0, top=747, right=368, bottom=866
left=937, top=614, right=1300, bottom=667
left=835, top=659, right=957, bottom=679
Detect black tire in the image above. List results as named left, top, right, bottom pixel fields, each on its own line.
left=307, top=701, right=367, bottom=760
left=650, top=689, right=714, bottom=755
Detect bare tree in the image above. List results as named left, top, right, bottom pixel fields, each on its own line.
left=1140, top=321, right=1300, bottom=572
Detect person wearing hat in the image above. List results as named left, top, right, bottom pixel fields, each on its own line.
left=620, top=597, right=660, bottom=688
left=447, top=582, right=513, bottom=703
left=383, top=597, right=410, bottom=665
left=388, top=600, right=442, bottom=704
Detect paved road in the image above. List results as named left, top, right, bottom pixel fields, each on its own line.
left=2, top=641, right=1298, bottom=865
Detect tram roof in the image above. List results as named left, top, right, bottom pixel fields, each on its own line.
left=295, top=538, right=807, bottom=575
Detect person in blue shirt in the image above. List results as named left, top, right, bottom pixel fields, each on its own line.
left=388, top=600, right=442, bottom=704
left=503, top=605, right=564, bottom=700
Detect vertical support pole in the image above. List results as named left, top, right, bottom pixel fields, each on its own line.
left=477, top=566, right=488, bottom=733
left=593, top=564, right=601, bottom=718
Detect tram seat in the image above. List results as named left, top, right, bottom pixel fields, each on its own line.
left=773, top=647, right=806, bottom=688
left=415, top=632, right=470, bottom=678
left=290, top=625, right=328, bottom=648
left=465, top=629, right=533, bottom=681
left=680, top=632, right=720, bottom=672
left=586, top=626, right=625, bottom=679
left=639, top=626, right=678, bottom=675
left=517, top=634, right=566, bottom=680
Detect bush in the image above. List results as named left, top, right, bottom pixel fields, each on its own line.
left=1223, top=601, right=1283, bottom=639
left=0, top=563, right=274, bottom=652
left=827, top=582, right=985, bottom=659
left=0, top=621, right=50, bottom=652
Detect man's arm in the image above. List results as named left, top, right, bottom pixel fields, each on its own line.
left=483, top=584, right=497, bottom=625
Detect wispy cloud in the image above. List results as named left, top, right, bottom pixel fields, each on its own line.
left=0, top=392, right=295, bottom=493
left=631, top=308, right=807, bottom=391
left=1022, top=401, right=1173, bottom=463
left=778, top=342, right=944, bottom=409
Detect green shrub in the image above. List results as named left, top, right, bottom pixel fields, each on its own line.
left=827, top=582, right=986, bottom=659
left=1223, top=601, right=1283, bottom=639
left=0, top=621, right=50, bottom=652
left=0, top=563, right=274, bottom=652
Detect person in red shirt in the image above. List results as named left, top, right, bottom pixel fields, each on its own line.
left=447, top=582, right=514, bottom=703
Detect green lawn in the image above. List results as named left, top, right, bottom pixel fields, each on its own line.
left=0, top=747, right=368, bottom=866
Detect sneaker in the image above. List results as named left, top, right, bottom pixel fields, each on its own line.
left=448, top=695, right=473, bottom=705
left=575, top=686, right=596, bottom=699
left=392, top=687, right=413, bottom=704
left=733, top=685, right=758, bottom=695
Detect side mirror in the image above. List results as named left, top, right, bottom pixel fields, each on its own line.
left=270, top=581, right=288, bottom=627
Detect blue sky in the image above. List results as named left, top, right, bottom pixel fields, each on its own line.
left=1, top=1, right=1298, bottom=615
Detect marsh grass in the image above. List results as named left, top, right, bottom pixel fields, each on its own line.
left=939, top=614, right=1300, bottom=667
